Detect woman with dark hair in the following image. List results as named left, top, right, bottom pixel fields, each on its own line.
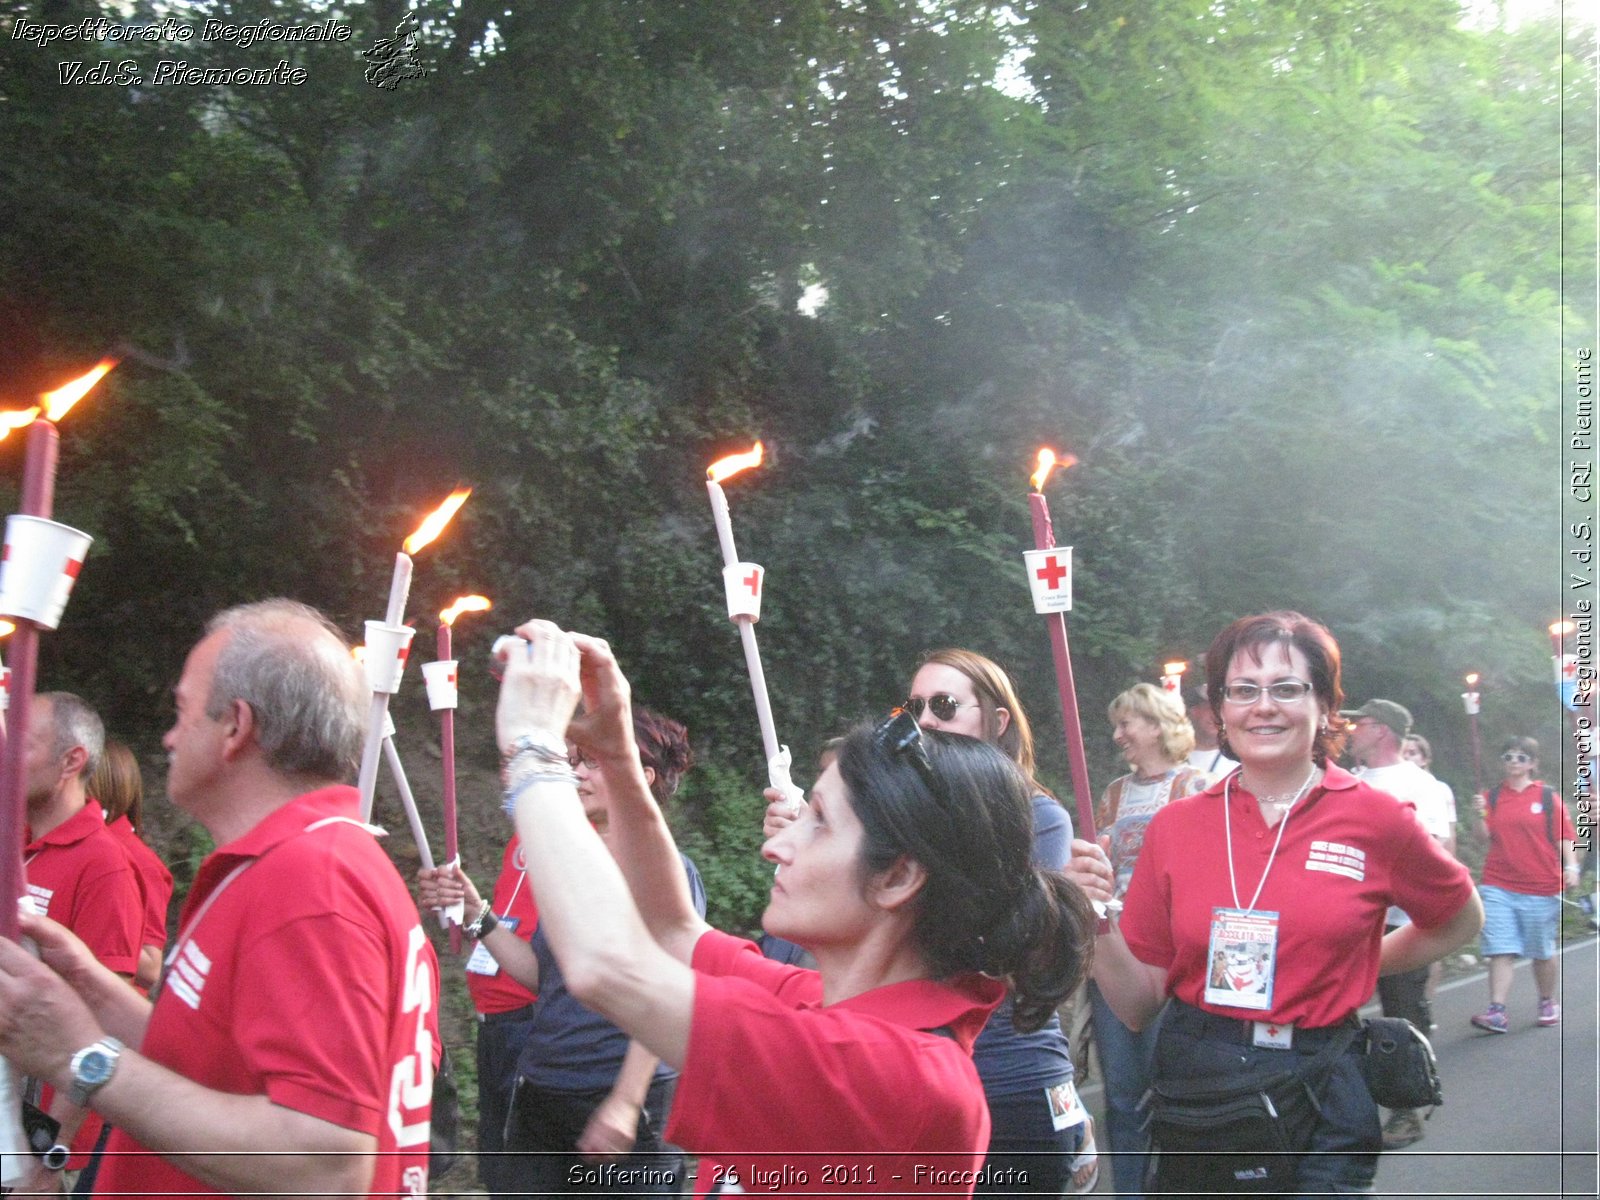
left=420, top=705, right=705, bottom=1196
left=488, top=620, right=1096, bottom=1196
left=900, top=648, right=1095, bottom=1193
left=1469, top=736, right=1579, bottom=1032
left=1069, top=611, right=1481, bottom=1196
left=1090, top=683, right=1210, bottom=1197
left=91, top=741, right=171, bottom=993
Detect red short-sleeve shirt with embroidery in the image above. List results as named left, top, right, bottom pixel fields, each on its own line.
left=1121, top=764, right=1475, bottom=1028
left=105, top=814, right=174, bottom=951
left=464, top=836, right=539, bottom=1015
left=25, top=800, right=142, bottom=975
left=27, top=799, right=144, bottom=1164
left=95, top=787, right=440, bottom=1200
left=1481, top=780, right=1577, bottom=895
left=666, top=930, right=1005, bottom=1197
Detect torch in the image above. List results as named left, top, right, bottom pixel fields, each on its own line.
left=1161, top=661, right=1188, bottom=697
left=357, top=488, right=471, bottom=821
left=426, top=594, right=491, bottom=951
left=1022, top=448, right=1096, bottom=844
left=1462, top=672, right=1483, bottom=798
left=0, top=359, right=113, bottom=1187
left=705, top=443, right=804, bottom=808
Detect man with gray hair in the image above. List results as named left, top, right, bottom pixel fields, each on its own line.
left=0, top=600, right=439, bottom=1198
left=19, top=691, right=143, bottom=1181
left=1343, top=696, right=1455, bottom=1151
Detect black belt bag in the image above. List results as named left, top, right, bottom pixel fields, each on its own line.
left=1361, top=1016, right=1442, bottom=1110
left=1144, top=1022, right=1359, bottom=1194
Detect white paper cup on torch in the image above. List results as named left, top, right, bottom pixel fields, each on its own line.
left=1023, top=546, right=1073, bottom=613
left=422, top=660, right=459, bottom=711
left=723, top=561, right=765, bottom=622
left=1462, top=691, right=1481, bottom=715
left=363, top=620, right=415, bottom=694
left=0, top=515, right=93, bottom=630
left=0, top=666, right=9, bottom=711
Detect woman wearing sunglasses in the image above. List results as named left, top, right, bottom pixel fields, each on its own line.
left=1469, top=737, right=1580, bottom=1033
left=492, top=620, right=1095, bottom=1196
left=903, top=649, right=1095, bottom=1194
left=1068, top=612, right=1481, bottom=1196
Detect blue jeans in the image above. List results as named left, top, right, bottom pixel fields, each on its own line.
left=1088, top=982, right=1160, bottom=1198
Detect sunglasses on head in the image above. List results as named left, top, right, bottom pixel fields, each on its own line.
left=1501, top=751, right=1532, bottom=764
left=873, top=708, right=949, bottom=804
left=903, top=694, right=978, bottom=722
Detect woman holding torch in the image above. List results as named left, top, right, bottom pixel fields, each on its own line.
left=490, top=620, right=1095, bottom=1196
left=901, top=649, right=1095, bottom=1194
left=1068, top=612, right=1481, bottom=1196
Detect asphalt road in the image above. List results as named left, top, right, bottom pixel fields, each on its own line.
left=1078, top=937, right=1599, bottom=1197
left=1371, top=937, right=1597, bottom=1200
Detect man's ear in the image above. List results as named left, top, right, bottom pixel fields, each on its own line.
left=220, top=698, right=256, bottom=762
left=871, top=854, right=928, bottom=914
left=60, top=745, right=90, bottom=783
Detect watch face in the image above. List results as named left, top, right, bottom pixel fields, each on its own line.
left=77, top=1049, right=114, bottom=1087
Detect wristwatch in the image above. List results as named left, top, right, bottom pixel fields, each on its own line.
left=67, top=1036, right=124, bottom=1107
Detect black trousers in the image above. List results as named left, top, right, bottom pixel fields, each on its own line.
left=1376, top=925, right=1432, bottom=1034
left=477, top=1005, right=539, bottom=1197
left=502, top=1075, right=683, bottom=1196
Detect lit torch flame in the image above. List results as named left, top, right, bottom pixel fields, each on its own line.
left=0, top=620, right=14, bottom=639
left=440, top=594, right=493, bottom=627
left=1030, top=447, right=1079, bottom=492
left=1550, top=621, right=1576, bottom=638
left=41, top=358, right=117, bottom=423
left=1465, top=672, right=1480, bottom=687
left=403, top=487, right=472, bottom=555
left=707, top=442, right=764, bottom=484
left=352, top=645, right=367, bottom=665
left=0, top=408, right=40, bottom=444
left=1163, top=661, right=1188, bottom=677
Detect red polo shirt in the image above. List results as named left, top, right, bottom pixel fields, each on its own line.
left=464, top=836, right=539, bottom=1015
left=27, top=799, right=143, bottom=1164
left=1481, top=780, right=1577, bottom=895
left=668, top=930, right=1004, bottom=1196
left=95, top=787, right=439, bottom=1199
left=105, top=814, right=174, bottom=953
left=1121, top=764, right=1475, bottom=1028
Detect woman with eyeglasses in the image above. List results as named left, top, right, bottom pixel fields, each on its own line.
left=1469, top=737, right=1579, bottom=1033
left=1090, top=683, right=1210, bottom=1197
left=418, top=705, right=706, bottom=1196
left=1068, top=612, right=1481, bottom=1196
left=902, top=649, right=1097, bottom=1194
left=490, top=620, right=1096, bottom=1196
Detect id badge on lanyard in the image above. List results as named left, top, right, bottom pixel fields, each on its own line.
left=1204, top=906, right=1279, bottom=1012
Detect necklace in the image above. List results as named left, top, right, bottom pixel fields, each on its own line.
left=1223, top=764, right=1319, bottom=912
left=1245, top=765, right=1319, bottom=807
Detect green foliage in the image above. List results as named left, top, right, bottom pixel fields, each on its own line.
left=672, top=762, right=779, bottom=935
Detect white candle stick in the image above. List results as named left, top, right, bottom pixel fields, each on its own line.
left=357, top=552, right=413, bottom=820
left=705, top=454, right=803, bottom=806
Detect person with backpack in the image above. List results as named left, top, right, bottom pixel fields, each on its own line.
left=1470, top=736, right=1581, bottom=1032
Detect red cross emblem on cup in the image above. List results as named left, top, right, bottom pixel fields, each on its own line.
left=723, top=561, right=765, bottom=622
left=1023, top=547, right=1073, bottom=613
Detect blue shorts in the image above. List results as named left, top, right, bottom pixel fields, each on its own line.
left=1479, top=885, right=1561, bottom=960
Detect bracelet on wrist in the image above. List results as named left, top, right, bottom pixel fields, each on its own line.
left=502, top=730, right=568, bottom=769
left=500, top=765, right=579, bottom=816
left=464, top=900, right=499, bottom=939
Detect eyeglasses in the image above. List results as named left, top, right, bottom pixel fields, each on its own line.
left=873, top=708, right=948, bottom=804
left=904, top=694, right=977, bottom=722
left=567, top=748, right=597, bottom=770
left=1220, top=680, right=1314, bottom=705
left=1501, top=751, right=1532, bottom=764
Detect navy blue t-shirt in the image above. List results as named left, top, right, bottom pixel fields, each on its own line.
left=514, top=853, right=707, bottom=1092
left=972, top=793, right=1076, bottom=1098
